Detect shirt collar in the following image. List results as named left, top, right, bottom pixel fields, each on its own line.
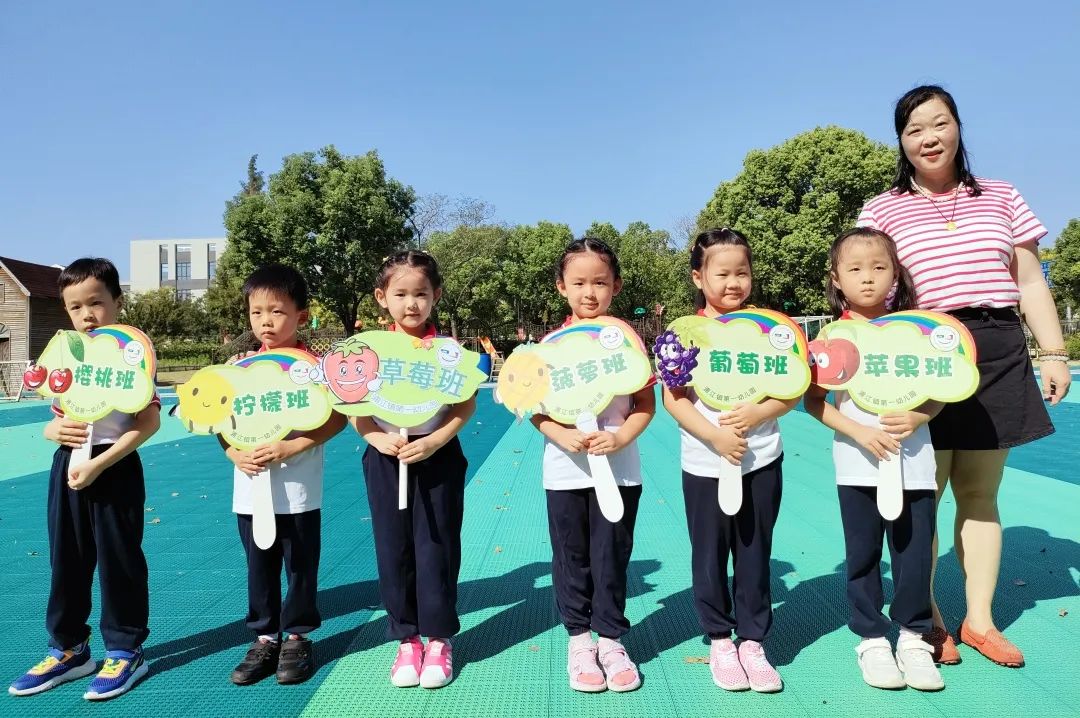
left=388, top=323, right=438, bottom=339
left=259, top=339, right=310, bottom=352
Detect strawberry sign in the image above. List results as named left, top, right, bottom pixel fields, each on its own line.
left=318, top=332, right=486, bottom=427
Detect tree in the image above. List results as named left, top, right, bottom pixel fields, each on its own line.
left=503, top=221, right=574, bottom=326
left=120, top=288, right=212, bottom=340
left=427, top=225, right=512, bottom=337
left=407, top=193, right=451, bottom=249
left=698, top=126, right=896, bottom=314
left=241, top=154, right=264, bottom=196
left=1049, top=219, right=1080, bottom=311
left=672, top=212, right=698, bottom=249
left=407, top=194, right=497, bottom=248
left=203, top=246, right=249, bottom=335
left=584, top=221, right=693, bottom=320
left=221, top=146, right=416, bottom=331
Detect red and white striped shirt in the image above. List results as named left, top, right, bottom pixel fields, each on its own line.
left=856, top=178, right=1046, bottom=311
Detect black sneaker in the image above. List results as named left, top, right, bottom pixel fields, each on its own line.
left=276, top=637, right=315, bottom=685
left=230, top=640, right=280, bottom=685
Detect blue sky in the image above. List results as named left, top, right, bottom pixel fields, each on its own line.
left=2, top=1, right=1077, bottom=278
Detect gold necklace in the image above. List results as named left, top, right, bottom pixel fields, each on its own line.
left=913, top=180, right=961, bottom=231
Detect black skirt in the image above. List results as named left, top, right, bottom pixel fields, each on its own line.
left=929, top=307, right=1054, bottom=450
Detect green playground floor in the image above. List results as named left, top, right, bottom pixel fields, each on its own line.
left=0, top=389, right=1077, bottom=717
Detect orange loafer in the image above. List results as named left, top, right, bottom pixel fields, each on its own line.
left=959, top=621, right=1024, bottom=667
left=923, top=626, right=961, bottom=665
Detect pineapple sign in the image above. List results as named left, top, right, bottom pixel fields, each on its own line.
left=494, top=317, right=653, bottom=524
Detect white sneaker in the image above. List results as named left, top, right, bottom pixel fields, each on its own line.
left=896, top=637, right=945, bottom=691
left=855, top=637, right=905, bottom=689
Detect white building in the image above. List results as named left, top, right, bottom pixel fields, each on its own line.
left=129, top=238, right=226, bottom=299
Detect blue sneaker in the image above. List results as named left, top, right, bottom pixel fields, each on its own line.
left=9, top=641, right=95, bottom=696
left=83, top=648, right=148, bottom=701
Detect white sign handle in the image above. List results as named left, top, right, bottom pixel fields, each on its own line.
left=575, top=413, right=624, bottom=523
left=398, top=427, right=409, bottom=510
left=252, top=467, right=277, bottom=550
left=877, top=440, right=904, bottom=521
left=68, top=422, right=94, bottom=479
left=717, top=456, right=743, bottom=516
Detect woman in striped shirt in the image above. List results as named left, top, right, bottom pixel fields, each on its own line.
left=857, top=85, right=1071, bottom=669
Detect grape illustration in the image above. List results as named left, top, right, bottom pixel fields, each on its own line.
left=653, top=331, right=699, bottom=388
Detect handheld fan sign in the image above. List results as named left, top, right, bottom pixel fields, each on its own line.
left=318, top=332, right=486, bottom=512
left=809, top=310, right=979, bottom=519
left=655, top=310, right=811, bottom=515
left=174, top=348, right=334, bottom=549
left=24, top=325, right=157, bottom=479
left=495, top=317, right=653, bottom=522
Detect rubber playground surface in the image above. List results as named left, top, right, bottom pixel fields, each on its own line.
left=0, top=382, right=1077, bottom=717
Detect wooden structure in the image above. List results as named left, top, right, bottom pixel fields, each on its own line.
left=0, top=257, right=67, bottom=363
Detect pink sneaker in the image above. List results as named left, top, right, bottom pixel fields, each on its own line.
left=598, top=638, right=641, bottom=692
left=738, top=640, right=782, bottom=693
left=419, top=638, right=453, bottom=689
left=390, top=636, right=423, bottom=687
left=567, top=634, right=606, bottom=693
left=710, top=637, right=750, bottom=691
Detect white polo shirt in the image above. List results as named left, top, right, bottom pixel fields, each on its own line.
left=831, top=391, right=936, bottom=490
left=232, top=341, right=325, bottom=515
left=52, top=396, right=162, bottom=445
left=233, top=440, right=325, bottom=515
left=542, top=393, right=647, bottom=491
left=679, top=388, right=783, bottom=477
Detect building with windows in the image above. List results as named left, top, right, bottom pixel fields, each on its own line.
left=129, top=238, right=226, bottom=299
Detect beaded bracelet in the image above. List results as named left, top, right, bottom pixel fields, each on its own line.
left=1037, top=353, right=1070, bottom=363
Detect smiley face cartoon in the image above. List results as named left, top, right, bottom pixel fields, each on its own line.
left=598, top=325, right=624, bottom=350
left=768, top=325, right=796, bottom=352
left=322, top=337, right=381, bottom=404
left=436, top=341, right=463, bottom=369
left=124, top=341, right=146, bottom=367
left=929, top=325, right=960, bottom=352
left=289, top=360, right=314, bottom=385
left=177, top=368, right=236, bottom=433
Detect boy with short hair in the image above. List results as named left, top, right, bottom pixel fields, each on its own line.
left=225, top=264, right=345, bottom=686
left=9, top=257, right=160, bottom=700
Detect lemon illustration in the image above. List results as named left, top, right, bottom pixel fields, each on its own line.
left=177, top=369, right=236, bottom=434
left=495, top=349, right=550, bottom=419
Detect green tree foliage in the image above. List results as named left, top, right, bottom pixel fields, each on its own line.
left=502, top=221, right=575, bottom=326
left=583, top=221, right=693, bottom=320
left=202, top=247, right=249, bottom=335
left=698, top=126, right=895, bottom=314
left=219, top=146, right=416, bottom=331
left=1048, top=219, right=1080, bottom=311
left=426, top=225, right=513, bottom=337
left=120, top=288, right=214, bottom=340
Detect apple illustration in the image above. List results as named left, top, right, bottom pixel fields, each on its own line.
left=48, top=368, right=74, bottom=394
left=808, top=337, right=860, bottom=386
left=23, top=364, right=47, bottom=390
left=322, top=337, right=381, bottom=404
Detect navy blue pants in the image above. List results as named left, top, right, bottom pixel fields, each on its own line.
left=363, top=437, right=466, bottom=640
left=237, top=510, right=322, bottom=637
left=46, top=445, right=150, bottom=652
left=683, top=456, right=783, bottom=642
left=546, top=485, right=642, bottom=639
left=838, top=485, right=936, bottom=637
